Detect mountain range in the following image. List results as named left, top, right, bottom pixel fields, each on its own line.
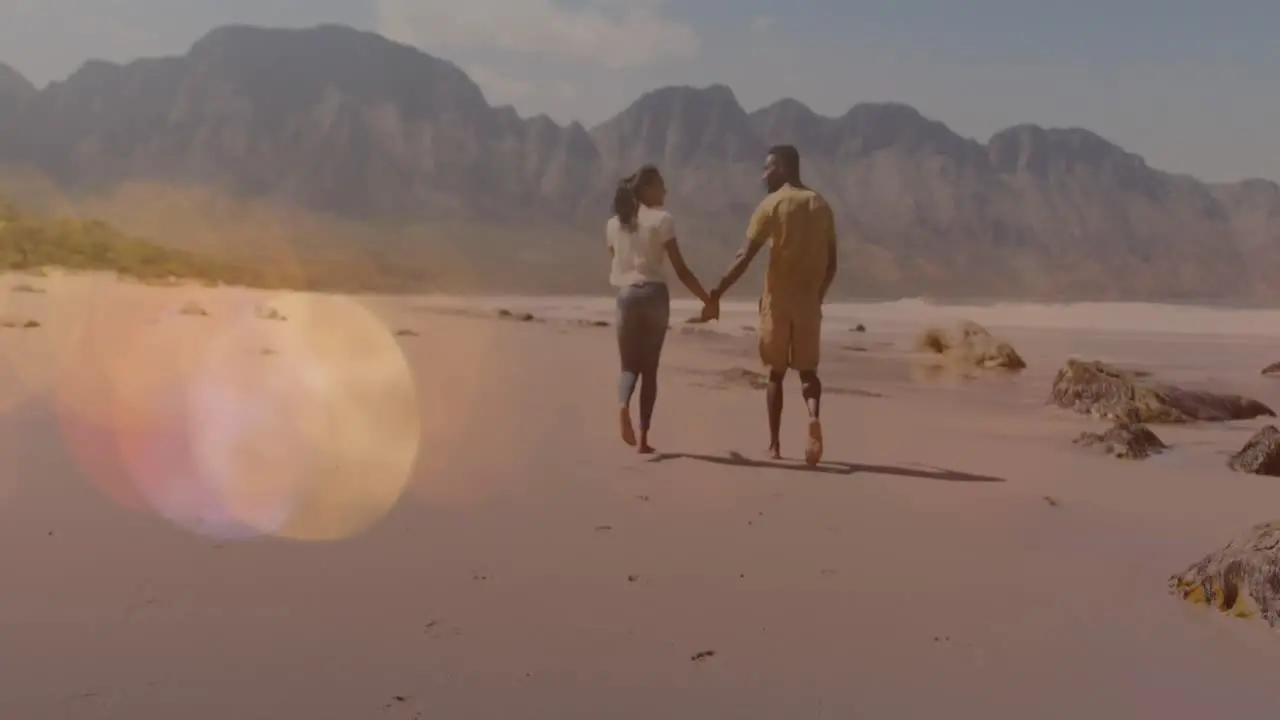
left=1, top=23, right=1278, bottom=300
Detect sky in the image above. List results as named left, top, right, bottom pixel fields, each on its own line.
left=2, top=0, right=1279, bottom=182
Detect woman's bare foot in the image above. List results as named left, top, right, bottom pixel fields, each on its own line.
left=637, top=430, right=655, bottom=454
left=767, top=442, right=782, bottom=460
left=804, top=419, right=823, bottom=466
left=619, top=405, right=636, bottom=446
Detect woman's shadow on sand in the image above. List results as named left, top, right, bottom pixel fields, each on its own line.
left=647, top=451, right=1006, bottom=482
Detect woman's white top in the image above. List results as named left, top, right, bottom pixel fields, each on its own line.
left=606, top=205, right=676, bottom=287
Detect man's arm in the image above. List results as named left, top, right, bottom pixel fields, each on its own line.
left=710, top=237, right=765, bottom=299
left=819, top=206, right=837, bottom=301
left=711, top=199, right=773, bottom=299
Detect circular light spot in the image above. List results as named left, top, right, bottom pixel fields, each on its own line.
left=53, top=281, right=174, bottom=514
left=53, top=281, right=264, bottom=534
left=108, top=307, right=265, bottom=539
left=189, top=293, right=421, bottom=541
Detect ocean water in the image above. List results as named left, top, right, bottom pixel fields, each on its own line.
left=412, top=295, right=1280, bottom=338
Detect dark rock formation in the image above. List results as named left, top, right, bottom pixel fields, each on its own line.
left=1074, top=422, right=1167, bottom=459
left=1169, top=520, right=1280, bottom=625
left=1050, top=359, right=1274, bottom=423
left=915, top=319, right=1025, bottom=370
left=1228, top=425, right=1280, bottom=475
left=1262, top=362, right=1280, bottom=377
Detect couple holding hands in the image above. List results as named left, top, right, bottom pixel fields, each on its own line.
left=605, top=144, right=838, bottom=464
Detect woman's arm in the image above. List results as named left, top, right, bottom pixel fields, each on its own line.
left=665, top=239, right=709, bottom=303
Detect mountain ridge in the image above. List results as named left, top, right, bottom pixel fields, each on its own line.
left=1, top=23, right=1278, bottom=300
left=4, top=26, right=1242, bottom=185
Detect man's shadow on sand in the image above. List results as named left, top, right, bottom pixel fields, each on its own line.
left=647, top=451, right=1005, bottom=482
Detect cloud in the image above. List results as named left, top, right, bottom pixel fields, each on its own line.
left=464, top=64, right=578, bottom=106
left=373, top=0, right=698, bottom=70
left=0, top=0, right=374, bottom=86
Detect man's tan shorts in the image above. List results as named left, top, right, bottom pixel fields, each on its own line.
left=758, top=295, right=822, bottom=372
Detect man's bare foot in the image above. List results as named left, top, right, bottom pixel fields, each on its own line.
left=637, top=431, right=655, bottom=454
left=767, top=442, right=782, bottom=460
left=619, top=405, right=636, bottom=446
left=804, top=419, right=823, bottom=466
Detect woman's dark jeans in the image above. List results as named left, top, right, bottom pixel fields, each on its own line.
left=615, top=282, right=670, bottom=431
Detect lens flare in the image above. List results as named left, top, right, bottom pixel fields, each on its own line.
left=53, top=282, right=175, bottom=514
left=52, top=282, right=420, bottom=540
left=109, top=310, right=266, bottom=539
left=187, top=293, right=421, bottom=541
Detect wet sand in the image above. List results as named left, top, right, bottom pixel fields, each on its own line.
left=4, top=275, right=1280, bottom=718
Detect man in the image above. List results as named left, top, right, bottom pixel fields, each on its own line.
left=704, top=145, right=838, bottom=465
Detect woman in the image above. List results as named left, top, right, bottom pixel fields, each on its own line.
left=607, top=165, right=711, bottom=453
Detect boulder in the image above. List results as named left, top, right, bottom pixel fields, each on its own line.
left=915, top=320, right=1025, bottom=370
left=179, top=301, right=208, bottom=316
left=1228, top=425, right=1280, bottom=476
left=1050, top=359, right=1274, bottom=423
left=1169, top=521, right=1280, bottom=626
left=1074, top=422, right=1167, bottom=459
left=1263, top=362, right=1280, bottom=377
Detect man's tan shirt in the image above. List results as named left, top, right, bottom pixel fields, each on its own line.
left=745, top=184, right=836, bottom=371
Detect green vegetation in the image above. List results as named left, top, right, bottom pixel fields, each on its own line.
left=0, top=197, right=271, bottom=286
left=0, top=184, right=605, bottom=295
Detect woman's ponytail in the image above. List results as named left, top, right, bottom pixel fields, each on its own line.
left=613, top=174, right=638, bottom=230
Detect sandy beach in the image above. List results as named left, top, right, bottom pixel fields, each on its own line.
left=5, top=274, right=1280, bottom=718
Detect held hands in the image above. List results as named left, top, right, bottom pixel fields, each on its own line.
left=699, top=293, right=721, bottom=322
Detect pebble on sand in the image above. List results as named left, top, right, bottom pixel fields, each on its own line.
left=496, top=308, right=537, bottom=322
left=255, top=304, right=286, bottom=321
left=179, top=300, right=209, bottom=316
